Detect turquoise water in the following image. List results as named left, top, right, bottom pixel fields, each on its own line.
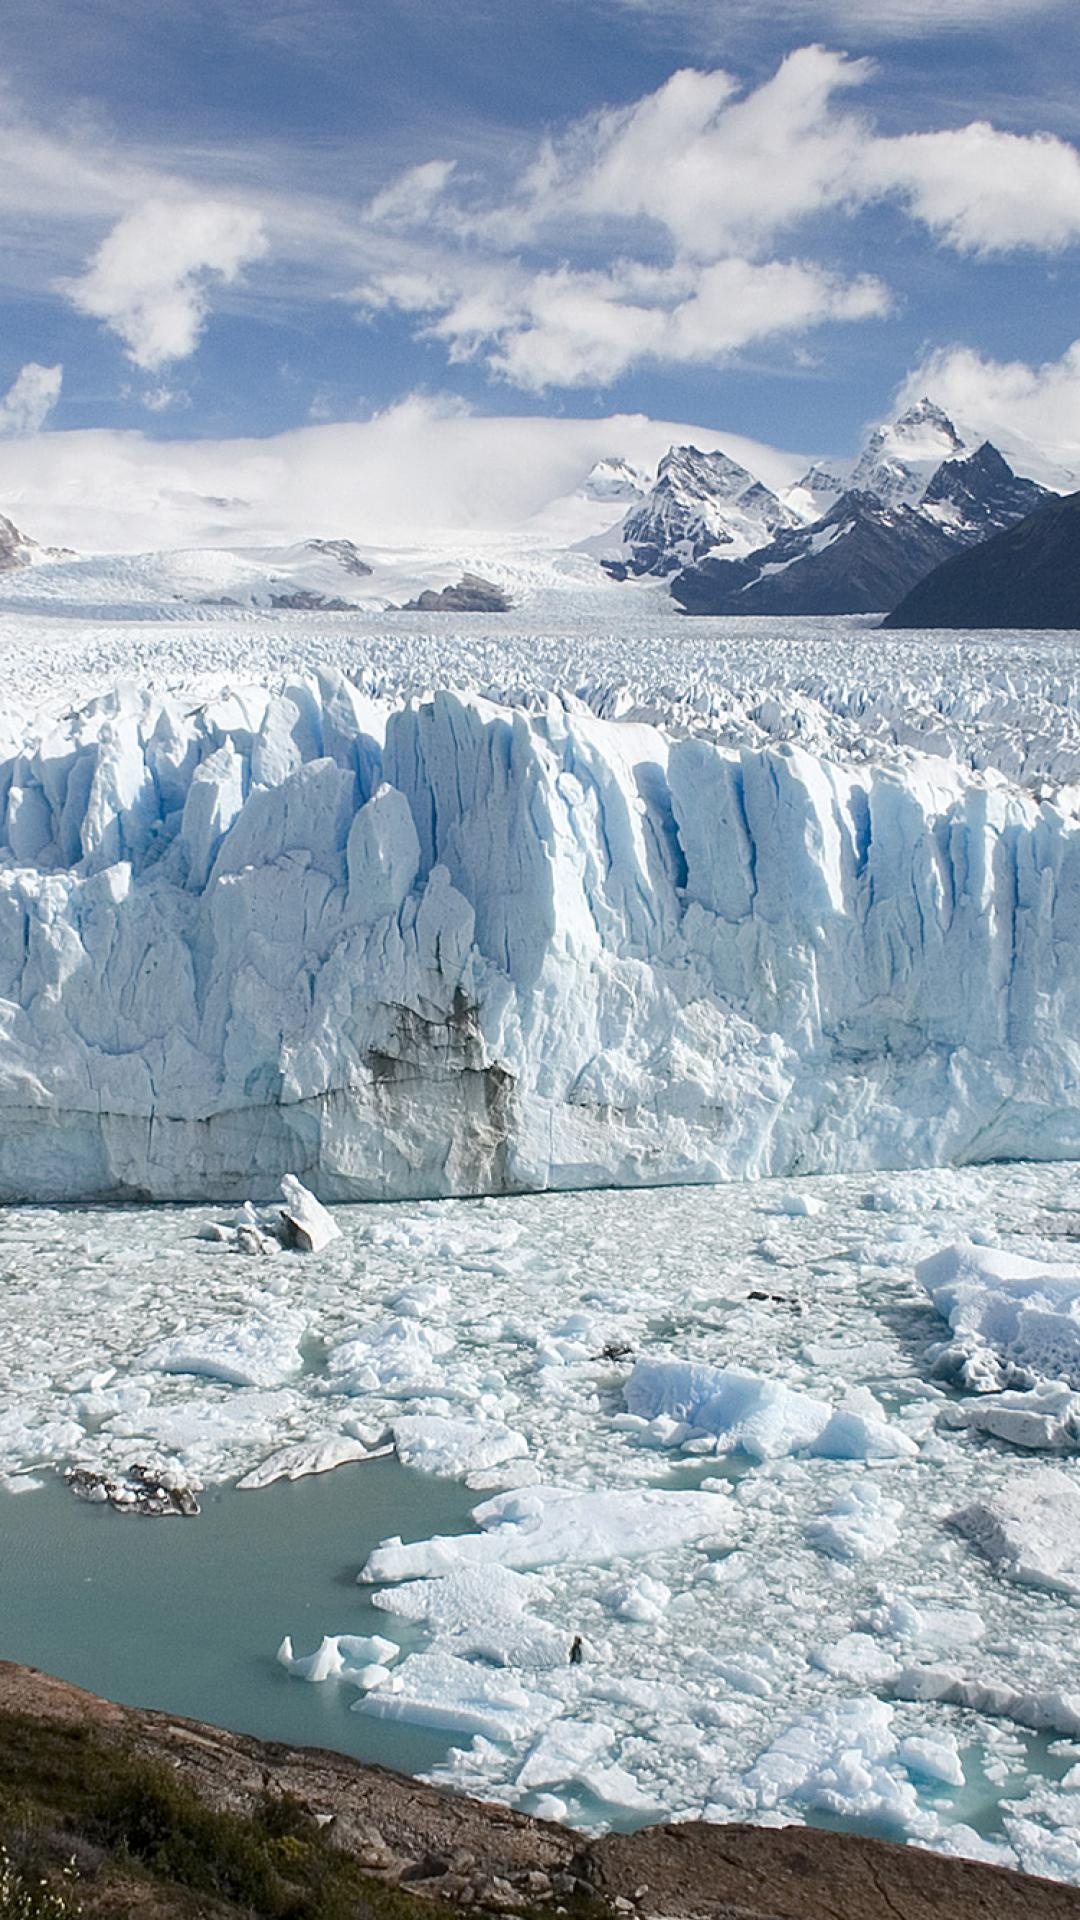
left=0, top=1461, right=476, bottom=1776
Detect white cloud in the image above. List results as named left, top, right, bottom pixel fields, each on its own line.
left=500, top=48, right=874, bottom=259
left=610, top=0, right=1070, bottom=41
left=865, top=125, right=1080, bottom=252
left=359, top=45, right=1080, bottom=391
left=899, top=340, right=1080, bottom=476
left=419, top=255, right=889, bottom=392
left=0, top=396, right=808, bottom=552
left=0, top=363, right=62, bottom=435
left=66, top=197, right=269, bottom=369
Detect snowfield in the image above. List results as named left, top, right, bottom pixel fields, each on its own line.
left=2, top=597, right=1080, bottom=1202
left=7, top=1165, right=1080, bottom=1874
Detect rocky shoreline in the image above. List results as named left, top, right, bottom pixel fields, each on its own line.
left=2, top=1661, right=1079, bottom=1919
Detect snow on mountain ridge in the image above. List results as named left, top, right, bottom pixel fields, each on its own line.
left=2, top=670, right=1080, bottom=1203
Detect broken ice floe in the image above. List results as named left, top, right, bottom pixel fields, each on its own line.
left=201, top=1178, right=341, bottom=1258
left=65, top=1460, right=200, bottom=1517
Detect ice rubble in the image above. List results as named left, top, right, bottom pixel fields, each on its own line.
left=5, top=673, right=1080, bottom=1199
left=918, top=1242, right=1080, bottom=1394
left=12, top=1166, right=1080, bottom=1867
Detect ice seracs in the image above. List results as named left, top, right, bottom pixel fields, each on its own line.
left=7, top=676, right=1080, bottom=1202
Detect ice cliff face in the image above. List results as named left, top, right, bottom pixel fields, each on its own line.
left=2, top=671, right=1080, bottom=1203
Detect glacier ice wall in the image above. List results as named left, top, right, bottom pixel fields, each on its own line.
left=1, top=669, right=1079, bottom=1202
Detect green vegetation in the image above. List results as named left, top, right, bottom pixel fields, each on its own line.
left=0, top=1711, right=455, bottom=1919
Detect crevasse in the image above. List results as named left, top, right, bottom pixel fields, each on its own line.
left=0, top=668, right=1078, bottom=1202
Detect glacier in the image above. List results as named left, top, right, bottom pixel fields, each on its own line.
left=2, top=665, right=1080, bottom=1200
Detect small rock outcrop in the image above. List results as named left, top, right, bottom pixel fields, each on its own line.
left=402, top=573, right=512, bottom=612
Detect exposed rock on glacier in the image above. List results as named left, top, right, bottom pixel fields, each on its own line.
left=5, top=672, right=1080, bottom=1200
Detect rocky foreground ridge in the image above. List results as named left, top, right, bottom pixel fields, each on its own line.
left=1, top=1661, right=1078, bottom=1920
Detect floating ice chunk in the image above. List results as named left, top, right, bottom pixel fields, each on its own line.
left=277, top=1631, right=399, bottom=1683
left=863, top=1595, right=985, bottom=1652
left=732, top=1697, right=936, bottom=1839
left=811, top=1633, right=900, bottom=1686
left=814, top=1388, right=919, bottom=1462
left=359, top=1484, right=735, bottom=1583
left=278, top=1176, right=341, bottom=1254
left=236, top=1433, right=390, bottom=1490
left=139, top=1313, right=305, bottom=1388
left=390, top=1415, right=528, bottom=1480
left=918, top=1242, right=1080, bottom=1391
left=891, top=1667, right=1080, bottom=1740
left=938, top=1382, right=1080, bottom=1451
left=625, top=1361, right=829, bottom=1460
left=806, top=1482, right=903, bottom=1561
left=625, top=1361, right=914, bottom=1462
left=516, top=1720, right=614, bottom=1791
left=898, top=1733, right=964, bottom=1788
left=355, top=1649, right=555, bottom=1743
left=948, top=1467, right=1080, bottom=1594
left=600, top=1575, right=672, bottom=1623
left=325, top=1319, right=455, bottom=1397
left=371, top=1563, right=543, bottom=1631
left=773, top=1191, right=823, bottom=1217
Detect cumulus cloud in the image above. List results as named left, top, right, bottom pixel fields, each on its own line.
left=358, top=45, right=1080, bottom=391
left=899, top=340, right=1080, bottom=473
left=65, top=197, right=269, bottom=369
left=0, top=363, right=62, bottom=435
left=865, top=125, right=1080, bottom=252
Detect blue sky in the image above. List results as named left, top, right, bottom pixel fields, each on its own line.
left=1, top=0, right=1079, bottom=465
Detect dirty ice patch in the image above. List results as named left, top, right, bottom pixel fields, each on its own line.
left=139, top=1311, right=307, bottom=1388
left=918, top=1242, right=1080, bottom=1392
left=622, top=1361, right=916, bottom=1461
left=359, top=1484, right=736, bottom=1582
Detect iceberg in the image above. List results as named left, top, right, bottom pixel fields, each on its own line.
left=3, top=674, right=1080, bottom=1201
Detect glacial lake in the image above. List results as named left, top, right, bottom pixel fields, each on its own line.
left=1, top=1459, right=475, bottom=1778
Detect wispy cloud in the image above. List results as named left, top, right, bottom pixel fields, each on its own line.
left=0, top=362, right=62, bottom=434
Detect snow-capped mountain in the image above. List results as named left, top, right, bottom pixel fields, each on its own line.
left=848, top=398, right=969, bottom=508
left=671, top=491, right=959, bottom=617
left=0, top=512, right=71, bottom=573
left=780, top=463, right=847, bottom=524
left=598, top=445, right=800, bottom=578
left=919, top=440, right=1047, bottom=539
left=580, top=456, right=650, bottom=503
left=671, top=408, right=1052, bottom=616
